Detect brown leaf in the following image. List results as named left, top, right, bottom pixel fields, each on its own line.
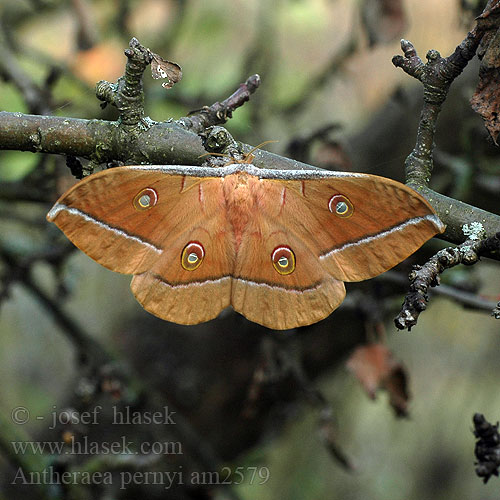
left=361, top=0, right=407, bottom=47
left=346, top=344, right=410, bottom=416
left=471, top=28, right=500, bottom=145
left=150, top=53, right=182, bottom=89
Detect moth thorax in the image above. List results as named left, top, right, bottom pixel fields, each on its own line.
left=232, top=181, right=251, bottom=205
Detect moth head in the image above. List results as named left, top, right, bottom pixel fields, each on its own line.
left=198, top=140, right=278, bottom=166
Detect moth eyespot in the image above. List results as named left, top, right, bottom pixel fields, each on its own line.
left=181, top=242, right=205, bottom=271
left=278, top=256, right=288, bottom=267
left=272, top=246, right=295, bottom=275
left=187, top=253, right=198, bottom=264
left=133, top=188, right=158, bottom=211
left=328, top=194, right=353, bottom=218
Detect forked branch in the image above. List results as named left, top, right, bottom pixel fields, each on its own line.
left=395, top=229, right=500, bottom=331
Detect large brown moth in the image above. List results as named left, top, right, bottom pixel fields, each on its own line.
left=47, top=163, right=445, bottom=330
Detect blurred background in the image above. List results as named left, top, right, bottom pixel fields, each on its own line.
left=0, top=0, right=499, bottom=499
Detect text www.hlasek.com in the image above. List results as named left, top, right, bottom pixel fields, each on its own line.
left=11, top=436, right=182, bottom=455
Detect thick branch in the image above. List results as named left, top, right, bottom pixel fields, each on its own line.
left=0, top=111, right=317, bottom=170
left=411, top=186, right=500, bottom=245
left=2, top=110, right=500, bottom=247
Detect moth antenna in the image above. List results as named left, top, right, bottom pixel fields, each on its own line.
left=198, top=152, right=227, bottom=158
left=243, top=140, right=279, bottom=163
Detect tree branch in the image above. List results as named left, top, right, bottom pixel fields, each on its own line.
left=390, top=12, right=500, bottom=245
left=179, top=74, right=261, bottom=133
left=392, top=27, right=484, bottom=187
left=0, top=36, right=499, bottom=249
left=389, top=7, right=500, bottom=328
left=0, top=246, right=110, bottom=367
left=395, top=230, right=500, bottom=330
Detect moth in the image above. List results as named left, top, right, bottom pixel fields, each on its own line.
left=47, top=163, right=445, bottom=330
left=150, top=54, right=182, bottom=89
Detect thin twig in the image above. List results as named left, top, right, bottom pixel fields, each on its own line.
left=244, top=336, right=355, bottom=470
left=380, top=270, right=498, bottom=313
left=178, top=74, right=261, bottom=134
left=0, top=26, right=55, bottom=115
left=0, top=246, right=109, bottom=366
left=394, top=231, right=500, bottom=330
left=95, top=37, right=150, bottom=126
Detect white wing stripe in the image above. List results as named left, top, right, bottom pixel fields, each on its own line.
left=319, top=214, right=445, bottom=259
left=150, top=274, right=322, bottom=294
left=129, top=163, right=368, bottom=180
left=47, top=204, right=162, bottom=253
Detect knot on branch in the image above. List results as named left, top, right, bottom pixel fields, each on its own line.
left=124, top=37, right=153, bottom=66
left=437, top=247, right=461, bottom=265
left=392, top=39, right=424, bottom=79
left=395, top=229, right=500, bottom=331
left=201, top=126, right=237, bottom=154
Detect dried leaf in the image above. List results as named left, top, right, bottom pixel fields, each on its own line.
left=471, top=69, right=500, bottom=144
left=471, top=28, right=500, bottom=145
left=150, top=53, right=182, bottom=89
left=346, top=344, right=410, bottom=416
left=361, top=0, right=407, bottom=47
